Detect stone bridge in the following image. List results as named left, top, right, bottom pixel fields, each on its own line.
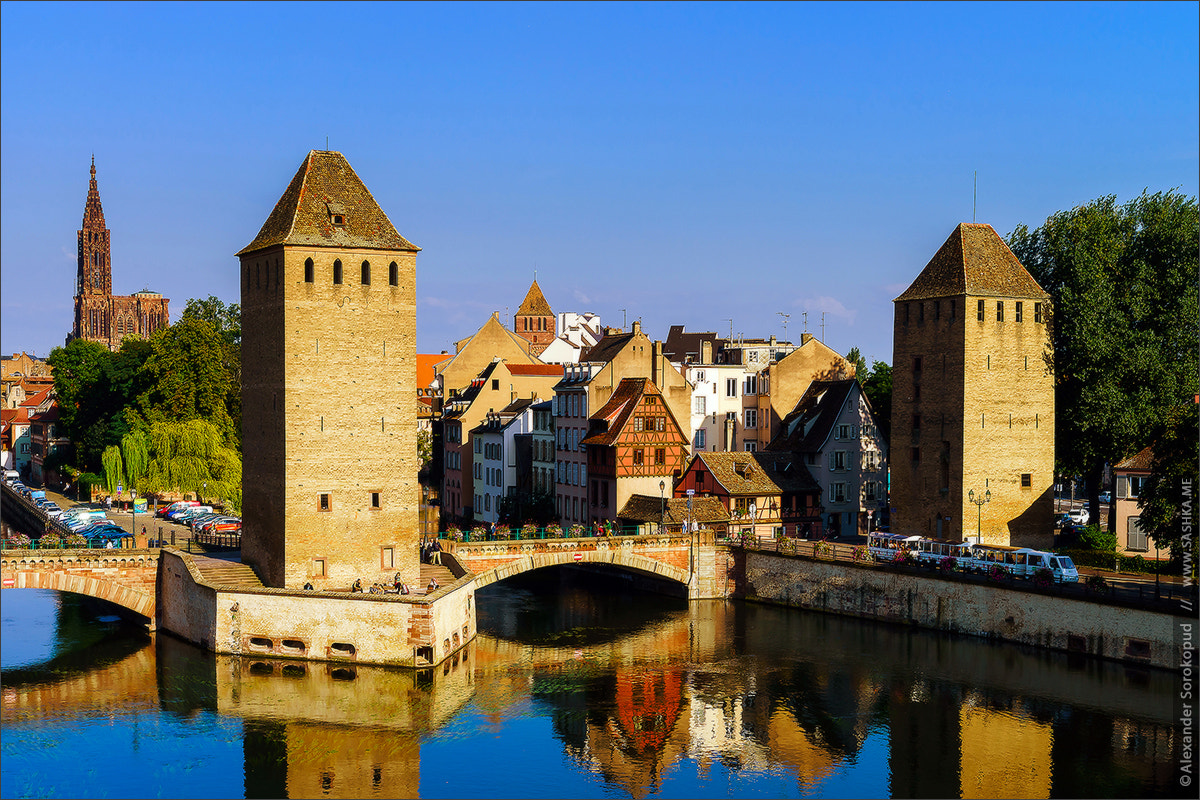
left=447, top=532, right=734, bottom=600
left=0, top=549, right=159, bottom=627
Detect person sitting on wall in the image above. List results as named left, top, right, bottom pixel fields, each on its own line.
left=427, top=577, right=439, bottom=592
left=303, top=582, right=314, bottom=590
left=351, top=578, right=363, bottom=593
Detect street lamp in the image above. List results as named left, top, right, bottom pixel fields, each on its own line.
left=968, top=488, right=991, bottom=544
left=659, top=480, right=666, bottom=534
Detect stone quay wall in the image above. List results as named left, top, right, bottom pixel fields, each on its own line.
left=158, top=550, right=475, bottom=668
left=742, top=550, right=1185, bottom=671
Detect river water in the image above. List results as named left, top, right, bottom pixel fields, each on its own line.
left=0, top=565, right=1188, bottom=799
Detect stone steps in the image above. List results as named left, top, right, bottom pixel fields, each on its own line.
left=191, top=556, right=265, bottom=589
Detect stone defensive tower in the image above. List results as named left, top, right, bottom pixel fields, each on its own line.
left=891, top=223, right=1053, bottom=548
left=237, top=150, right=421, bottom=589
left=513, top=279, right=555, bottom=356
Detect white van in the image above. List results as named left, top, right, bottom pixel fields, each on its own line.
left=1021, top=550, right=1079, bottom=583
left=3, top=470, right=20, bottom=485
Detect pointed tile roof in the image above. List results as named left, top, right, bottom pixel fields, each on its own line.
left=896, top=223, right=1047, bottom=301
left=238, top=151, right=418, bottom=256
left=581, top=378, right=650, bottom=447
left=691, top=451, right=819, bottom=495
left=618, top=494, right=730, bottom=526
left=515, top=280, right=553, bottom=316
left=1114, top=446, right=1154, bottom=472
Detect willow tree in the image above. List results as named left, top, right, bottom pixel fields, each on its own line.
left=101, top=445, right=124, bottom=498
left=122, top=430, right=150, bottom=498
left=143, top=419, right=241, bottom=512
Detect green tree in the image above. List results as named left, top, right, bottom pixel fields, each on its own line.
left=862, top=359, right=892, bottom=445
left=101, top=445, right=124, bottom=498
left=1008, top=190, right=1199, bottom=529
left=417, top=429, right=433, bottom=470
left=1135, top=404, right=1200, bottom=559
left=845, top=347, right=868, bottom=382
left=143, top=419, right=242, bottom=512
left=122, top=429, right=150, bottom=497
left=181, top=296, right=241, bottom=443
left=138, top=315, right=237, bottom=443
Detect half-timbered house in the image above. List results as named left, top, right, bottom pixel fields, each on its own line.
left=676, top=451, right=824, bottom=541
left=582, top=378, right=691, bottom=525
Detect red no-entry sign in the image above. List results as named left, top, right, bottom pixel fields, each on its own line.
left=573, top=553, right=583, bottom=561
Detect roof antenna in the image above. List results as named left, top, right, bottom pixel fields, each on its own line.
left=778, top=312, right=789, bottom=341
left=973, top=170, right=977, bottom=222
left=724, top=319, right=733, bottom=340
left=326, top=136, right=329, bottom=151
left=620, top=308, right=627, bottom=329
left=802, top=311, right=808, bottom=333
left=820, top=312, right=826, bottom=342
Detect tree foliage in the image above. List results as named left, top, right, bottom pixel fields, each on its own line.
left=1135, top=404, right=1200, bottom=559
left=143, top=419, right=242, bottom=512
left=101, top=445, right=124, bottom=497
left=845, top=347, right=868, bottom=381
left=1008, top=190, right=1199, bottom=532
left=862, top=359, right=892, bottom=445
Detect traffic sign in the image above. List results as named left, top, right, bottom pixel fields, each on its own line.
left=573, top=553, right=583, bottom=561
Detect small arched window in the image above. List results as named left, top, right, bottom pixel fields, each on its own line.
left=389, top=262, right=398, bottom=286
left=361, top=260, right=371, bottom=285
left=304, top=258, right=314, bottom=283
left=333, top=259, right=343, bottom=285
left=256, top=263, right=261, bottom=289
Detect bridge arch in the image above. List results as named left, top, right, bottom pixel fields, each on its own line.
left=468, top=548, right=690, bottom=590
left=1, top=551, right=158, bottom=622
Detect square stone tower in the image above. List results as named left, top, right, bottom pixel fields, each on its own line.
left=237, top=151, right=421, bottom=589
left=890, top=223, right=1053, bottom=548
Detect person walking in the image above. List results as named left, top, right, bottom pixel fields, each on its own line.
left=430, top=538, right=442, bottom=566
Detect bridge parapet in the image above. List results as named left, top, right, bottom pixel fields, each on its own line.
left=0, top=549, right=160, bottom=625
left=450, top=533, right=731, bottom=599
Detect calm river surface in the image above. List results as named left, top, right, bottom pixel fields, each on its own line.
left=0, top=566, right=1188, bottom=799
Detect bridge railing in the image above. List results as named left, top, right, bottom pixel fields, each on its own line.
left=435, top=524, right=646, bottom=542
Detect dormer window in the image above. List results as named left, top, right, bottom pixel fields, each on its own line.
left=326, top=201, right=347, bottom=227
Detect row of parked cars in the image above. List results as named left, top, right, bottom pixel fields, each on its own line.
left=4, top=474, right=134, bottom=547
left=156, top=500, right=242, bottom=535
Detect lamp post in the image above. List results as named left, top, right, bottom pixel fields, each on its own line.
left=659, top=480, right=666, bottom=535
left=968, top=488, right=990, bottom=544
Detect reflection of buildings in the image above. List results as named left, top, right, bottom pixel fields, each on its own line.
left=213, top=644, right=475, bottom=798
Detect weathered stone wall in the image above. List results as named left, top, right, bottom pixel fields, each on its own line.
left=240, top=245, right=421, bottom=591
left=158, top=550, right=474, bottom=667
left=743, top=551, right=1184, bottom=670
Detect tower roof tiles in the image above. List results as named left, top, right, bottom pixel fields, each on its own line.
left=896, top=223, right=1047, bottom=301
left=238, top=151, right=418, bottom=256
left=516, top=280, right=553, bottom=317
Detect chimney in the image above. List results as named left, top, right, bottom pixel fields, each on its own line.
left=701, top=339, right=712, bottom=364
left=801, top=332, right=814, bottom=346
left=632, top=320, right=642, bottom=336
left=652, top=340, right=663, bottom=388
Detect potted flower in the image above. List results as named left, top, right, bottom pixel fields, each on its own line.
left=521, top=523, right=538, bottom=539
left=546, top=523, right=563, bottom=538
left=987, top=564, right=1009, bottom=583
left=894, top=547, right=915, bottom=566
left=1032, top=567, right=1054, bottom=590
left=3, top=532, right=31, bottom=549
left=851, top=545, right=869, bottom=563
left=472, top=524, right=488, bottom=541
left=939, top=555, right=957, bottom=573
left=1085, top=573, right=1108, bottom=594
left=64, top=533, right=89, bottom=548
left=568, top=523, right=585, bottom=538
left=445, top=524, right=461, bottom=542
left=494, top=524, right=512, bottom=540
left=38, top=532, right=62, bottom=549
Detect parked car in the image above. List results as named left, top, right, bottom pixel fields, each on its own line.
left=158, top=500, right=199, bottom=519
left=1067, top=507, right=1090, bottom=525
left=42, top=502, right=63, bottom=518
left=195, top=515, right=239, bottom=532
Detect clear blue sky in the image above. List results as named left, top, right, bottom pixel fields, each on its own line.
left=2, top=1, right=1196, bottom=367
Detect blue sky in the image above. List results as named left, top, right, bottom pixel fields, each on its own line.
left=2, top=1, right=1196, bottom=367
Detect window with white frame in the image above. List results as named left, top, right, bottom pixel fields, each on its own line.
left=744, top=375, right=758, bottom=395
left=744, top=441, right=757, bottom=452
left=836, top=424, right=851, bottom=440
left=694, top=395, right=706, bottom=414
left=832, top=450, right=847, bottom=471
left=726, top=378, right=738, bottom=397
left=695, top=370, right=706, bottom=382
left=744, top=409, right=757, bottom=429
left=830, top=482, right=847, bottom=503
left=864, top=481, right=877, bottom=501
left=695, top=429, right=706, bottom=449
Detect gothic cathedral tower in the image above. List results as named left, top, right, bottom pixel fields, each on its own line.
left=73, top=157, right=113, bottom=342
left=514, top=279, right=555, bottom=356
left=237, top=151, right=421, bottom=589
left=890, top=223, right=1054, bottom=548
